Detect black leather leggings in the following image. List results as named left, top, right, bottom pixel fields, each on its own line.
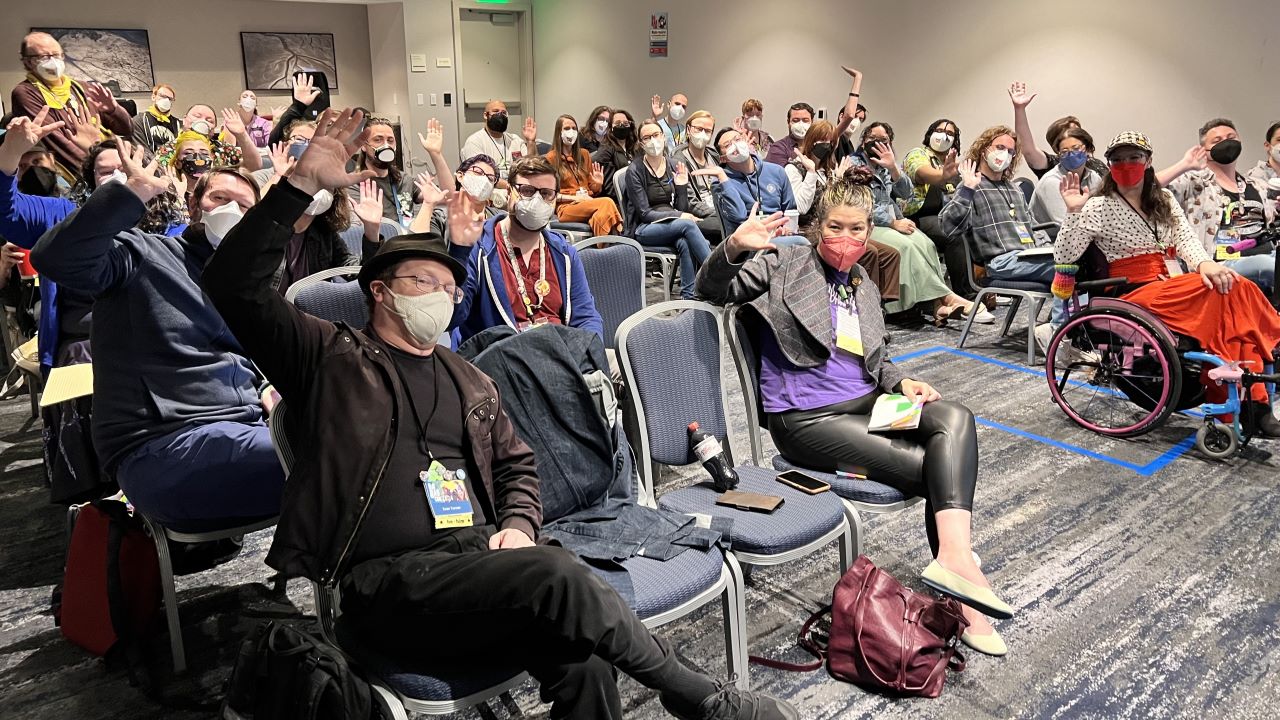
left=769, top=391, right=979, bottom=525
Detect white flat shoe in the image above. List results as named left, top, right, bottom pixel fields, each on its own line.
left=961, top=628, right=1008, bottom=657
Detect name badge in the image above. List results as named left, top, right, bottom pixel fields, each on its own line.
left=421, top=460, right=474, bottom=529
left=1214, top=229, right=1241, bottom=261
left=835, top=304, right=864, bottom=356
left=1015, top=223, right=1035, bottom=245
left=1162, top=256, right=1184, bottom=277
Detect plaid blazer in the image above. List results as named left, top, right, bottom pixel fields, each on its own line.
left=696, top=242, right=906, bottom=393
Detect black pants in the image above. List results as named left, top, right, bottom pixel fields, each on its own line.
left=915, top=214, right=976, bottom=298
left=339, top=527, right=705, bottom=719
left=768, top=393, right=979, bottom=552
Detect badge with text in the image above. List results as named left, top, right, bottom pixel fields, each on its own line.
left=1015, top=223, right=1035, bottom=244
left=421, top=460, right=474, bottom=529
left=835, top=303, right=864, bottom=356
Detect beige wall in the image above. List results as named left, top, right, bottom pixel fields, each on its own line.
left=4, top=0, right=373, bottom=116
left=532, top=0, right=1279, bottom=170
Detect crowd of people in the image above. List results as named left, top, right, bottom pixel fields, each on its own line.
left=5, top=28, right=1280, bottom=718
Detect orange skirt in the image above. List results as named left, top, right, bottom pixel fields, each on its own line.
left=1115, top=255, right=1280, bottom=402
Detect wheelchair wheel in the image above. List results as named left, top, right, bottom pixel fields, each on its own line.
left=1046, top=307, right=1181, bottom=438
left=1195, top=421, right=1238, bottom=460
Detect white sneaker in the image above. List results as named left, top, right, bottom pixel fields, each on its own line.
left=1034, top=323, right=1054, bottom=355
left=994, top=295, right=1014, bottom=306
left=970, top=306, right=996, bottom=324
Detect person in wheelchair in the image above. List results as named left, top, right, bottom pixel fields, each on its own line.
left=696, top=167, right=1013, bottom=658
left=1052, top=131, right=1280, bottom=436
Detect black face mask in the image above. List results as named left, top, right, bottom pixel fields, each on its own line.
left=179, top=156, right=211, bottom=178
left=18, top=166, right=59, bottom=197
left=611, top=125, right=633, bottom=140
left=862, top=141, right=882, bottom=160
left=486, top=113, right=509, bottom=133
left=1209, top=138, right=1242, bottom=165
left=811, top=143, right=833, bottom=162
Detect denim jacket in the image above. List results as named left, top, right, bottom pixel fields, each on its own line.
left=848, top=150, right=913, bottom=226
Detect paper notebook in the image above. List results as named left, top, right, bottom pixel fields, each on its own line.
left=40, top=364, right=94, bottom=407
left=1016, top=247, right=1055, bottom=258
left=867, top=393, right=923, bottom=432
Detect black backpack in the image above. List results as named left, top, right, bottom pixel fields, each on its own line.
left=221, top=621, right=388, bottom=720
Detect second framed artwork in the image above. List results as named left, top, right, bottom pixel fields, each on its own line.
left=241, top=32, right=338, bottom=92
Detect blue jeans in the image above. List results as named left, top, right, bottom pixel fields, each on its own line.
left=1223, top=252, right=1275, bottom=295
left=634, top=219, right=712, bottom=299
left=986, top=249, right=1067, bottom=325
left=115, top=420, right=285, bottom=532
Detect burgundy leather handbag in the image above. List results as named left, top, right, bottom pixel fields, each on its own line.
left=751, top=555, right=969, bottom=698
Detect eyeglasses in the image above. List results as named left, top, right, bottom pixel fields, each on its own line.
left=512, top=182, right=556, bottom=202
left=24, top=53, right=63, bottom=62
left=390, top=275, right=464, bottom=303
left=466, top=166, right=498, bottom=184
left=613, top=122, right=633, bottom=130
left=1058, top=144, right=1087, bottom=154
left=639, top=132, right=664, bottom=142
left=288, top=135, right=311, bottom=144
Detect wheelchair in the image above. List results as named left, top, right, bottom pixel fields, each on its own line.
left=1042, top=250, right=1279, bottom=460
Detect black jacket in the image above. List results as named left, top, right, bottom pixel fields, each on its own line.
left=203, top=180, right=542, bottom=584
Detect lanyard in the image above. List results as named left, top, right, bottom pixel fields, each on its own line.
left=498, top=221, right=549, bottom=314
left=389, top=352, right=442, bottom=458
left=1117, top=194, right=1164, bottom=251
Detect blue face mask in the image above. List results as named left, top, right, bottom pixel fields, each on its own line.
left=287, top=141, right=309, bottom=161
left=1059, top=149, right=1088, bottom=171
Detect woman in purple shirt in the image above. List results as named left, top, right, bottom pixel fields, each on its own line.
left=696, top=168, right=1011, bottom=658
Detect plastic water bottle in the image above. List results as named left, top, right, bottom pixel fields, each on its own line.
left=688, top=422, right=739, bottom=492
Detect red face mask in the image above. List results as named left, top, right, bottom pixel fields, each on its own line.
left=818, top=234, right=868, bottom=272
left=1109, top=160, right=1147, bottom=188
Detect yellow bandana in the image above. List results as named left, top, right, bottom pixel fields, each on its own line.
left=25, top=72, right=81, bottom=110
left=147, top=106, right=172, bottom=123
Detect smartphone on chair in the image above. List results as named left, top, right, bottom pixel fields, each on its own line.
left=776, top=470, right=831, bottom=495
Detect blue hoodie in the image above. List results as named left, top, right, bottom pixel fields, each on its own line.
left=711, top=156, right=796, bottom=236
left=449, top=213, right=603, bottom=344
left=0, top=171, right=183, bottom=372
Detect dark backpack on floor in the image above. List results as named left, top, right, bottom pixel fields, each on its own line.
left=221, top=621, right=388, bottom=720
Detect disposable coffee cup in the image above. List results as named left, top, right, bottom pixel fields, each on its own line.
left=784, top=209, right=800, bottom=234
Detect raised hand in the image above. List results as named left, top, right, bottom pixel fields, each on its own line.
left=446, top=188, right=484, bottom=248
left=1182, top=145, right=1209, bottom=172
left=419, top=117, right=444, bottom=154
left=732, top=115, right=749, bottom=135
left=289, top=108, right=375, bottom=195
left=959, top=157, right=981, bottom=189
left=84, top=82, right=119, bottom=115
left=1059, top=171, right=1091, bottom=213
left=116, top=138, right=169, bottom=203
left=835, top=156, right=854, bottom=177
left=220, top=107, right=246, bottom=136
left=64, top=101, right=102, bottom=153
left=869, top=141, right=896, bottom=168
left=3, top=107, right=66, bottom=155
left=268, top=141, right=296, bottom=176
left=793, top=148, right=816, bottom=173
left=292, top=73, right=321, bottom=106
left=727, top=204, right=788, bottom=257
left=590, top=161, right=605, bottom=187
left=354, top=179, right=384, bottom=226
left=942, top=148, right=959, bottom=179
left=673, top=161, right=689, bottom=186
left=521, top=116, right=537, bottom=143
left=1007, top=81, right=1037, bottom=109
left=651, top=94, right=666, bottom=119
left=841, top=66, right=862, bottom=82
left=414, top=171, right=446, bottom=206
left=268, top=105, right=287, bottom=123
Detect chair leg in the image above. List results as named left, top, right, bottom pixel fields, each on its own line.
left=1026, top=300, right=1040, bottom=366
left=722, top=553, right=749, bottom=690
left=999, top=296, right=1022, bottom=337
left=144, top=517, right=186, bottom=673
left=957, top=290, right=986, bottom=349
left=840, top=501, right=863, bottom=565
left=662, top=258, right=675, bottom=302
left=371, top=683, right=410, bottom=720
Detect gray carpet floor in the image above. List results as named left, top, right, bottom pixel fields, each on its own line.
left=2, top=298, right=1279, bottom=719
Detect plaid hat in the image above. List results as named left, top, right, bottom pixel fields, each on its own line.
left=1106, top=131, right=1153, bottom=158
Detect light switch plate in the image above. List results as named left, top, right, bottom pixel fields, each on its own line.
left=409, top=54, right=427, bottom=72
left=416, top=93, right=424, bottom=106
left=436, top=57, right=452, bottom=68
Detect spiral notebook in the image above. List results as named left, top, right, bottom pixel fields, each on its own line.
left=867, top=393, right=923, bottom=432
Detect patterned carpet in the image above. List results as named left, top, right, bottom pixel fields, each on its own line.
left=1, top=301, right=1278, bottom=720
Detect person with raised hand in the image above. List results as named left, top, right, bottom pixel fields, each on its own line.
left=31, top=127, right=286, bottom=528
left=459, top=100, right=539, bottom=206
left=417, top=117, right=453, bottom=191
left=131, top=83, right=180, bottom=152
left=218, top=107, right=264, bottom=171
left=268, top=72, right=326, bottom=147
left=697, top=171, right=1011, bottom=658
left=203, top=108, right=797, bottom=720
left=545, top=113, right=624, bottom=237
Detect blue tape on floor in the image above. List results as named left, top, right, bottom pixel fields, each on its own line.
left=894, top=346, right=1196, bottom=473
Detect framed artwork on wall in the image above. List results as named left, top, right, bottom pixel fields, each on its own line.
left=30, top=28, right=155, bottom=93
left=241, top=32, right=339, bottom=92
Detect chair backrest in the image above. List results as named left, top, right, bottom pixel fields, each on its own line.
left=711, top=187, right=733, bottom=241
left=1014, top=177, right=1035, bottom=204
left=959, top=231, right=986, bottom=290
left=573, top=236, right=646, bottom=346
left=722, top=304, right=767, bottom=465
left=616, top=301, right=736, bottom=499
left=613, top=167, right=631, bottom=232
left=285, top=266, right=368, bottom=329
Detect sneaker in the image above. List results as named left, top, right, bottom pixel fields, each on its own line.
left=970, top=306, right=996, bottom=324
left=662, top=679, right=799, bottom=720
left=1034, top=323, right=1054, bottom=355
left=994, top=295, right=1014, bottom=306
